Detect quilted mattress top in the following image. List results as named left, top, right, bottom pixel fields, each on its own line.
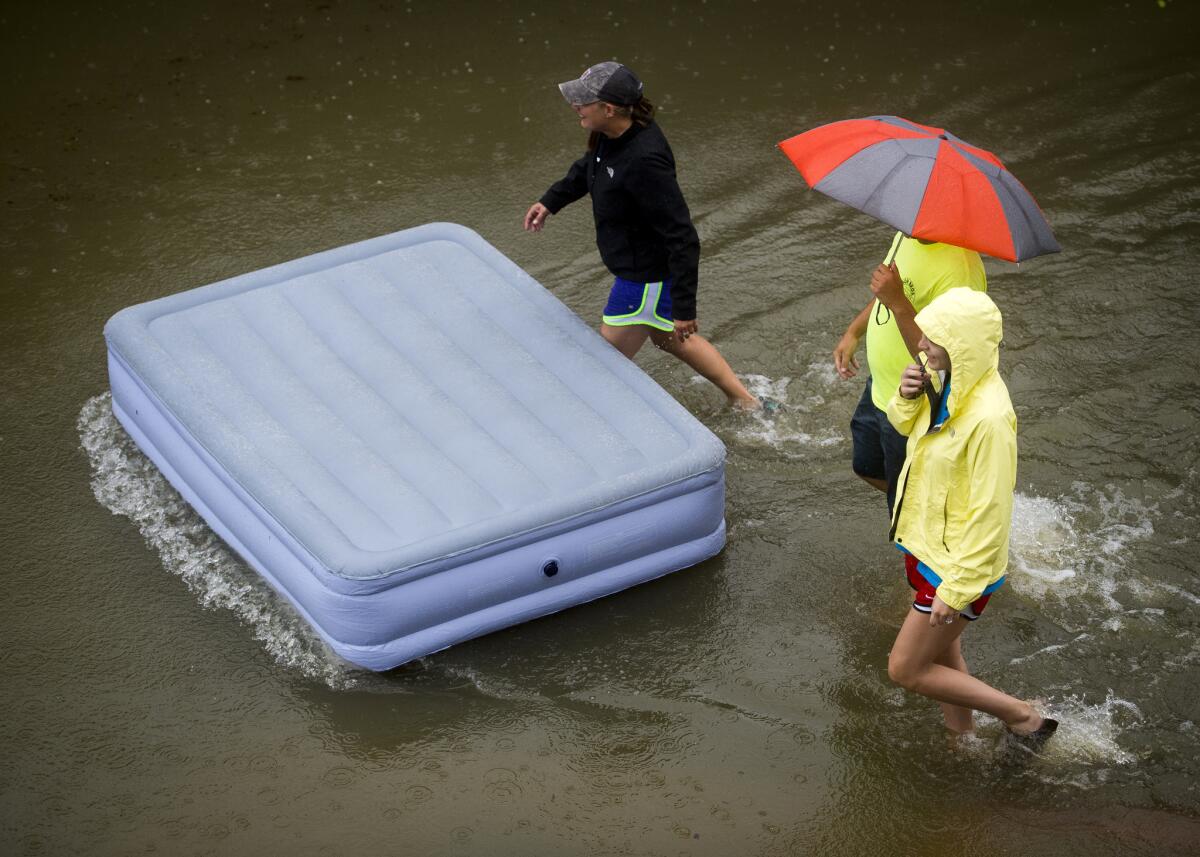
left=104, top=223, right=725, bottom=579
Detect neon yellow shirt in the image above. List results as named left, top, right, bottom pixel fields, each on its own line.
left=866, top=232, right=987, bottom=410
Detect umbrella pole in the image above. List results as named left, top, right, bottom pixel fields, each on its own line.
left=883, top=233, right=907, bottom=267
left=874, top=233, right=907, bottom=327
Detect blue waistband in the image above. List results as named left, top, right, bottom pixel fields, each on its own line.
left=896, top=545, right=1006, bottom=595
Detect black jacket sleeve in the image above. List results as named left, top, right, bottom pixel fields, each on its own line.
left=632, top=150, right=700, bottom=320
left=539, top=152, right=590, bottom=214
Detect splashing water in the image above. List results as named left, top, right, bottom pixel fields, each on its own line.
left=77, top=394, right=361, bottom=689
left=1033, top=692, right=1141, bottom=771
left=1008, top=484, right=1159, bottom=613
left=964, top=692, right=1141, bottom=772
left=731, top=369, right=844, bottom=452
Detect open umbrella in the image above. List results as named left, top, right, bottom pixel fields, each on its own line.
left=778, top=115, right=1060, bottom=262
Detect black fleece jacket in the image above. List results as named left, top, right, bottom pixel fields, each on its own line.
left=539, top=121, right=700, bottom=320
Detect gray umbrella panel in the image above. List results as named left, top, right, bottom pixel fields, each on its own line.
left=950, top=140, right=1062, bottom=261
left=810, top=116, right=1060, bottom=261
left=813, top=136, right=938, bottom=236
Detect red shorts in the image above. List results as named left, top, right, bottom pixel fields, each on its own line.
left=904, top=553, right=992, bottom=620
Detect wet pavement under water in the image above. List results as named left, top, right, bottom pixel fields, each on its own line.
left=3, top=1, right=1200, bottom=855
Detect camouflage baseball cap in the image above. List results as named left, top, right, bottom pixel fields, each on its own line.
left=558, top=61, right=644, bottom=106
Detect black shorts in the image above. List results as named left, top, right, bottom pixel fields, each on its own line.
left=850, top=377, right=909, bottom=512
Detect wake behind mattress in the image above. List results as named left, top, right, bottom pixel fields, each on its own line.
left=104, top=222, right=726, bottom=670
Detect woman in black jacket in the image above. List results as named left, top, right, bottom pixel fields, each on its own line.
left=524, top=62, right=759, bottom=410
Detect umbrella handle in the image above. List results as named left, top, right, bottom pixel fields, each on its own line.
left=883, top=233, right=906, bottom=267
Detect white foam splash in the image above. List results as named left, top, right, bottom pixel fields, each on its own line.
left=732, top=370, right=844, bottom=453
left=741, top=372, right=794, bottom=405
left=1037, top=692, right=1141, bottom=767
left=1008, top=634, right=1094, bottom=666
left=1008, top=484, right=1157, bottom=611
left=77, top=394, right=360, bottom=689
left=969, top=692, right=1140, bottom=771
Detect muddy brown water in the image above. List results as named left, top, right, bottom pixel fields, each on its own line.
left=3, top=1, right=1199, bottom=855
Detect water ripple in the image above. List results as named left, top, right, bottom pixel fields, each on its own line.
left=78, top=394, right=360, bottom=690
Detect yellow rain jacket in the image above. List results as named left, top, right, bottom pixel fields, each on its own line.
left=886, top=288, right=1016, bottom=611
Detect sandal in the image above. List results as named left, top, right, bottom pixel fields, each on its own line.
left=1004, top=717, right=1059, bottom=756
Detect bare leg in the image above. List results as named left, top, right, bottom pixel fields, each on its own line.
left=888, top=609, right=1044, bottom=733
left=646, top=328, right=760, bottom=409
left=934, top=637, right=975, bottom=734
left=600, top=323, right=652, bottom=359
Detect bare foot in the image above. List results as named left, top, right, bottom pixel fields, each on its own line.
left=1006, top=702, right=1045, bottom=736
left=731, top=395, right=762, bottom=411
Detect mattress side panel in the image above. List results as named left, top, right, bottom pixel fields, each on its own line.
left=342, top=519, right=727, bottom=671
left=323, top=468, right=725, bottom=648
left=272, top=470, right=726, bottom=665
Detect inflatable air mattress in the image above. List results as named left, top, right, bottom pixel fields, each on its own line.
left=104, top=223, right=726, bottom=670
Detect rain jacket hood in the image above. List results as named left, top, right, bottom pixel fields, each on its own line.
left=886, top=288, right=1016, bottom=611
left=918, top=287, right=1004, bottom=416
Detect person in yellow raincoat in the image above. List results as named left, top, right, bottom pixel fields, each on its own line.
left=885, top=287, right=1057, bottom=751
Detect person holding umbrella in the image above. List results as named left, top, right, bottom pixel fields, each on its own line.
left=885, top=287, right=1056, bottom=750
left=834, top=233, right=986, bottom=512
left=778, top=115, right=1060, bottom=512
left=524, top=61, right=760, bottom=410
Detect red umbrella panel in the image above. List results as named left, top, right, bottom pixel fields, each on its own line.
left=779, top=116, right=1060, bottom=262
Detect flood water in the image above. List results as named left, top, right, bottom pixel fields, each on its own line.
left=4, top=1, right=1200, bottom=854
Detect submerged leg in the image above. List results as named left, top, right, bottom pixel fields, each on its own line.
left=934, top=636, right=975, bottom=734
left=887, top=609, right=1046, bottom=734
left=648, top=329, right=759, bottom=409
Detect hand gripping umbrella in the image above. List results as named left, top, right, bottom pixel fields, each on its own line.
left=778, top=115, right=1060, bottom=262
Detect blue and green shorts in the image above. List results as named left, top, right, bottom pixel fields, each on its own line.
left=602, top=277, right=674, bottom=332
